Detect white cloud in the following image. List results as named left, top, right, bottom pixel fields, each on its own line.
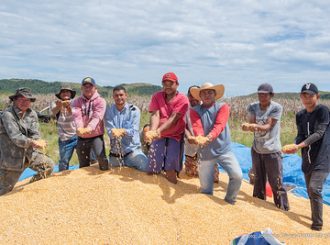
left=0, top=0, right=329, bottom=95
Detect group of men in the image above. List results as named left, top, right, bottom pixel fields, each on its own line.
left=0, top=72, right=329, bottom=231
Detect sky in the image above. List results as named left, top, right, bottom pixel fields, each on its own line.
left=1, top=0, right=330, bottom=96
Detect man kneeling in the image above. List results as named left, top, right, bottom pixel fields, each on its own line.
left=105, top=86, right=148, bottom=171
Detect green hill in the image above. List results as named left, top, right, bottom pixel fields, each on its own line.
left=0, top=79, right=161, bottom=97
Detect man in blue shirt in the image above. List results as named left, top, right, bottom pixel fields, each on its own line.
left=105, top=85, right=148, bottom=171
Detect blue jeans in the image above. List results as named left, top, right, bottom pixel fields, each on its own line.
left=109, top=148, right=148, bottom=172
left=58, top=136, right=78, bottom=171
left=198, top=151, right=243, bottom=204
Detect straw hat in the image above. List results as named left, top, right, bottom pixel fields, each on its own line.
left=190, top=82, right=225, bottom=101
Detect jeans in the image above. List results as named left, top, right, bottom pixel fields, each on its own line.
left=58, top=136, right=78, bottom=171
left=76, top=136, right=109, bottom=170
left=252, top=149, right=289, bottom=211
left=198, top=151, right=242, bottom=204
left=304, top=170, right=329, bottom=229
left=109, top=148, right=148, bottom=172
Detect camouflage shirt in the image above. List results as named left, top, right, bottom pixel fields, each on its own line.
left=0, top=105, right=40, bottom=171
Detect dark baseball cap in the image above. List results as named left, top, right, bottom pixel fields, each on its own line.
left=301, top=83, right=318, bottom=95
left=257, top=83, right=274, bottom=94
left=81, top=77, right=96, bottom=86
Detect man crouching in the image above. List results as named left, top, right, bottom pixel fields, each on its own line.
left=0, top=88, right=54, bottom=196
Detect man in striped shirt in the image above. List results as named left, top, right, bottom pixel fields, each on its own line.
left=51, top=85, right=77, bottom=171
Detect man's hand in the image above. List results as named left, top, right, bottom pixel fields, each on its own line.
left=195, top=135, right=210, bottom=147
left=61, top=100, right=71, bottom=108
left=55, top=100, right=62, bottom=108
left=144, top=130, right=159, bottom=143
left=77, top=127, right=93, bottom=135
left=187, top=136, right=198, bottom=145
left=241, top=123, right=258, bottom=132
left=31, top=139, right=47, bottom=150
left=112, top=128, right=126, bottom=138
left=282, top=144, right=299, bottom=154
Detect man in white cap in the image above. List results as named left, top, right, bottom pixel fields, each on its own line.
left=189, top=83, right=242, bottom=204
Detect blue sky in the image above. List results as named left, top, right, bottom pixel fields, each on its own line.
left=0, top=0, right=330, bottom=96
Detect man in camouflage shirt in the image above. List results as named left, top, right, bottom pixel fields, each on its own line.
left=0, top=88, right=54, bottom=196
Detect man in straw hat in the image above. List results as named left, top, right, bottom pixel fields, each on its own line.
left=242, top=83, right=289, bottom=211
left=145, top=72, right=189, bottom=184
left=189, top=82, right=242, bottom=204
left=184, top=85, right=220, bottom=183
left=51, top=85, right=78, bottom=171
left=0, top=88, right=54, bottom=195
left=72, top=77, right=109, bottom=170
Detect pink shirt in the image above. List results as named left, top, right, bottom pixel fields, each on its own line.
left=149, top=91, right=189, bottom=141
left=72, top=91, right=106, bottom=138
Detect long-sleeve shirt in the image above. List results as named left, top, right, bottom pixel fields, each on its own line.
left=105, top=103, right=141, bottom=155
left=72, top=91, right=106, bottom=138
left=0, top=106, right=40, bottom=171
left=51, top=101, right=76, bottom=141
left=190, top=102, right=231, bottom=160
left=295, top=104, right=330, bottom=173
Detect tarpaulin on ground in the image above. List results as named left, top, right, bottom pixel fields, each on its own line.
left=230, top=142, right=330, bottom=205
left=19, top=165, right=79, bottom=181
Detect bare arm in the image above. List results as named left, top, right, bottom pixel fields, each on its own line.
left=253, top=117, right=277, bottom=132
left=150, top=110, right=160, bottom=131
left=156, top=112, right=181, bottom=134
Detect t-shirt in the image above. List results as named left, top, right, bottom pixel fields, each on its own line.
left=149, top=91, right=189, bottom=141
left=247, top=101, right=282, bottom=154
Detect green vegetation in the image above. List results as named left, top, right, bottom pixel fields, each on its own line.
left=0, top=79, right=161, bottom=97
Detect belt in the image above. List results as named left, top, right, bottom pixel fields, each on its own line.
left=109, top=151, right=133, bottom=158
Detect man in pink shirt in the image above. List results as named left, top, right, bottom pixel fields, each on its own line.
left=145, top=72, right=189, bottom=184
left=72, top=77, right=109, bottom=170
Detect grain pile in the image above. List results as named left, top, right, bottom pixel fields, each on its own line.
left=0, top=166, right=329, bottom=244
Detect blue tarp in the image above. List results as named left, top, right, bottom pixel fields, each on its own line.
left=230, top=142, right=330, bottom=205
left=19, top=165, right=79, bottom=181
left=19, top=142, right=330, bottom=205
